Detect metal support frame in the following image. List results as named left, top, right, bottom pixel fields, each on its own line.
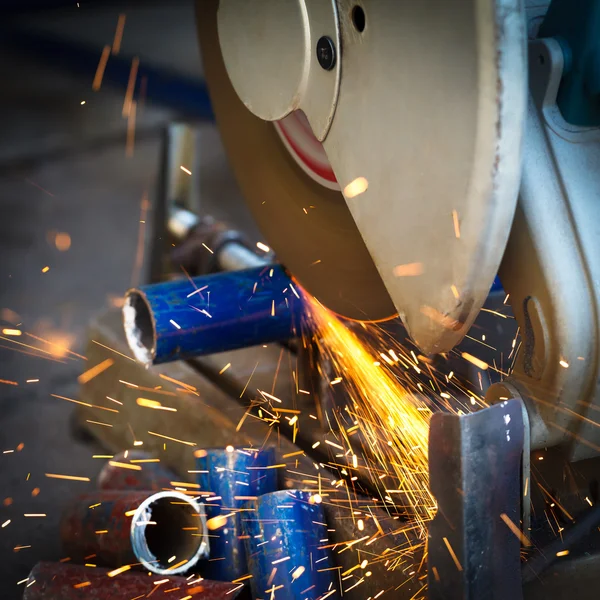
left=487, top=33, right=600, bottom=461
left=428, top=400, right=528, bottom=600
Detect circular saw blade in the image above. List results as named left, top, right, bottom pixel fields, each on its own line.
left=197, top=0, right=526, bottom=353
left=320, top=0, right=526, bottom=353
left=196, top=0, right=396, bottom=322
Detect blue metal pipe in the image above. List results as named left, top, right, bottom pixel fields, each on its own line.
left=241, top=490, right=338, bottom=599
left=196, top=447, right=279, bottom=582
left=123, top=264, right=303, bottom=365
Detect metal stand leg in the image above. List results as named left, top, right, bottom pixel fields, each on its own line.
left=428, top=399, right=528, bottom=600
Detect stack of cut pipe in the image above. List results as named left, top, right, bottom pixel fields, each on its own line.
left=21, top=445, right=340, bottom=599
left=22, top=450, right=240, bottom=599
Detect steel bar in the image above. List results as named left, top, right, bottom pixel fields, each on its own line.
left=168, top=212, right=268, bottom=275
left=21, top=561, right=242, bottom=599
left=60, top=490, right=209, bottom=575
left=196, top=447, right=278, bottom=582
left=97, top=450, right=179, bottom=492
left=241, top=490, right=337, bottom=599
left=123, top=264, right=303, bottom=365
left=428, top=399, right=526, bottom=600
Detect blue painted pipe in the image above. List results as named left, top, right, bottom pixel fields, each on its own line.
left=241, top=490, right=338, bottom=599
left=123, top=264, right=303, bottom=365
left=196, top=448, right=279, bottom=582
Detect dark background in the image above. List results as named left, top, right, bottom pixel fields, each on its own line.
left=0, top=2, right=258, bottom=596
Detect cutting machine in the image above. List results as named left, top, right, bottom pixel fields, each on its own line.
left=191, top=0, right=600, bottom=597
left=196, top=0, right=600, bottom=453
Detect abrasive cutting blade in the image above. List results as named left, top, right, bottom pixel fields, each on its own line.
left=197, top=0, right=526, bottom=353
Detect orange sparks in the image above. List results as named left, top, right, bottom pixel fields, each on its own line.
left=108, top=461, right=142, bottom=471
left=2, top=328, right=21, bottom=336
left=45, top=473, right=90, bottom=482
left=92, top=45, right=111, bottom=91
left=74, top=581, right=92, bottom=589
left=256, top=242, right=270, bottom=252
left=393, top=262, right=423, bottom=277
left=126, top=100, right=137, bottom=157
left=147, top=431, right=195, bottom=446
left=500, top=513, right=531, bottom=546
left=107, top=565, right=131, bottom=577
left=461, top=352, right=489, bottom=370
left=282, top=450, right=304, bottom=458
left=207, top=513, right=234, bottom=530
left=0, top=379, right=18, bottom=386
left=136, top=398, right=177, bottom=412
left=55, top=232, right=71, bottom=251
left=452, top=209, right=461, bottom=238
left=169, top=481, right=200, bottom=488
left=343, top=176, right=368, bottom=199
left=137, top=397, right=161, bottom=409
left=158, top=373, right=197, bottom=392
left=78, top=358, right=114, bottom=384
left=91, top=339, right=135, bottom=363
left=443, top=537, right=463, bottom=571
left=302, top=291, right=434, bottom=530
left=167, top=559, right=188, bottom=571
left=86, top=420, right=113, bottom=428
left=50, top=394, right=118, bottom=413
left=180, top=166, right=192, bottom=175
left=41, top=266, right=50, bottom=273
left=420, top=305, right=462, bottom=332
left=112, top=14, right=126, bottom=54
left=122, top=57, right=139, bottom=117
left=26, top=331, right=81, bottom=360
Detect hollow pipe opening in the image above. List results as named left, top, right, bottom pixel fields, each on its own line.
left=131, top=491, right=208, bottom=574
left=123, top=291, right=155, bottom=366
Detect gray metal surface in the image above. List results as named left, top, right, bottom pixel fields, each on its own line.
left=428, top=400, right=527, bottom=600
left=217, top=0, right=341, bottom=141
left=491, top=34, right=600, bottom=460
left=524, top=553, right=600, bottom=600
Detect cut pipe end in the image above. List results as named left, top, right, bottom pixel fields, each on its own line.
left=123, top=291, right=156, bottom=366
left=130, top=491, right=209, bottom=575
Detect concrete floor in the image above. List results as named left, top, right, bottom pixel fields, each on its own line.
left=0, top=2, right=254, bottom=596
